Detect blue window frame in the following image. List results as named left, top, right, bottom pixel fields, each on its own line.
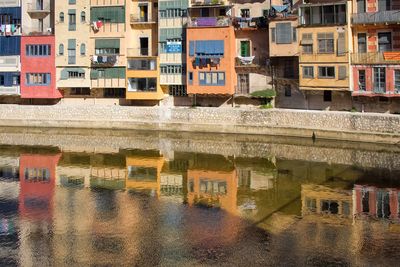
left=26, top=73, right=51, bottom=86
left=199, top=72, right=225, bottom=86
left=26, top=44, right=51, bottom=56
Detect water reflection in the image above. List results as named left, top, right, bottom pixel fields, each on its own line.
left=0, top=135, right=398, bottom=265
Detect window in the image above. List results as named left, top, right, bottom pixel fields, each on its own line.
left=357, top=0, right=366, bottom=13
left=284, top=60, right=294, bottom=78
left=169, top=85, right=187, bottom=96
left=0, top=75, right=4, bottom=85
left=26, top=73, right=51, bottom=86
left=276, top=23, right=292, bottom=44
left=241, top=9, right=250, bottom=18
left=81, top=11, right=86, bottom=23
left=338, top=66, right=347, bottom=80
left=318, top=33, right=334, bottom=53
left=323, top=90, right=332, bottom=102
left=60, top=12, right=64, bottom=22
left=284, top=85, right=291, bottom=97
left=378, top=32, right=392, bottom=52
left=321, top=200, right=338, bottom=214
left=378, top=0, right=391, bottom=11
left=395, top=70, right=400, bottom=93
left=188, top=40, right=224, bottom=58
left=59, top=44, right=64, bottom=55
left=128, top=78, right=157, bottom=92
left=263, top=9, right=269, bottom=17
left=376, top=190, right=391, bottom=219
left=12, top=75, right=20, bottom=85
left=318, top=66, right=335, bottom=78
left=374, top=67, right=386, bottom=93
left=199, top=72, right=225, bottom=86
left=188, top=72, right=193, bottom=85
left=25, top=45, right=51, bottom=56
left=306, top=198, right=317, bottom=212
left=240, top=40, right=250, bottom=57
left=104, top=88, right=126, bottom=98
left=300, top=4, right=347, bottom=25
left=71, top=87, right=90, bottom=95
left=160, top=65, right=183, bottom=74
left=98, top=70, right=105, bottom=78
left=68, top=71, right=85, bottom=79
left=358, top=33, right=367, bottom=53
left=337, top=32, right=345, bottom=56
left=80, top=43, right=86, bottom=55
left=303, top=66, right=314, bottom=78
left=68, top=39, right=76, bottom=64
left=358, top=70, right=366, bottom=91
left=293, top=27, right=297, bottom=42
left=69, top=0, right=76, bottom=4
left=129, top=59, right=157, bottom=70
left=301, top=33, right=313, bottom=54
left=68, top=10, right=76, bottom=31
left=95, top=48, right=119, bottom=55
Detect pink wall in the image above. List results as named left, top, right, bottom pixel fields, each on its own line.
left=352, top=66, right=400, bottom=96
left=20, top=35, right=62, bottom=99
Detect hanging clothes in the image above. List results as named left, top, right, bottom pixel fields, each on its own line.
left=92, top=22, right=98, bottom=31
left=194, top=57, right=200, bottom=67
left=96, top=21, right=103, bottom=29
left=92, top=55, right=98, bottom=63
left=5, top=25, right=11, bottom=36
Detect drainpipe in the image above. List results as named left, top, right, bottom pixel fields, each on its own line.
left=347, top=0, right=353, bottom=96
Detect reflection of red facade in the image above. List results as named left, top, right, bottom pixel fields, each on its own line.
left=354, top=184, right=400, bottom=220
left=19, top=153, right=61, bottom=221
left=20, top=35, right=62, bottom=99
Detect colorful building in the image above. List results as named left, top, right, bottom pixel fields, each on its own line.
left=0, top=0, right=21, bottom=101
left=298, top=0, right=352, bottom=110
left=125, top=0, right=165, bottom=102
left=89, top=0, right=126, bottom=103
left=55, top=0, right=91, bottom=102
left=350, top=0, right=400, bottom=113
left=21, top=0, right=61, bottom=100
left=186, top=1, right=237, bottom=106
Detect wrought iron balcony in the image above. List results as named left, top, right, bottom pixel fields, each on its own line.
left=130, top=14, right=157, bottom=25
left=235, top=56, right=267, bottom=68
left=351, top=51, right=400, bottom=64
left=352, top=10, right=400, bottom=25
left=187, top=16, right=231, bottom=27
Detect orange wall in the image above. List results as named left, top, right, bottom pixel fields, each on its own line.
left=186, top=26, right=237, bottom=95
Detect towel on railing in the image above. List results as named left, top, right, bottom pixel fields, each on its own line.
left=238, top=56, right=255, bottom=65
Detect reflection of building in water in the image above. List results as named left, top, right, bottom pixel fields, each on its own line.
left=0, top=156, right=19, bottom=181
left=126, top=154, right=164, bottom=196
left=187, top=169, right=237, bottom=214
left=354, top=184, right=400, bottom=221
left=160, top=174, right=183, bottom=197
left=301, top=184, right=352, bottom=224
left=89, top=154, right=126, bottom=190
left=18, top=153, right=61, bottom=267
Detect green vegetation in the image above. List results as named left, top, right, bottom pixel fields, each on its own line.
left=250, top=89, right=276, bottom=98
left=260, top=103, right=273, bottom=109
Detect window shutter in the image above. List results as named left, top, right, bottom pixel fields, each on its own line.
left=69, top=0, right=76, bottom=4
left=337, top=32, right=345, bottom=56
left=276, top=23, right=292, bottom=44
left=271, top=28, right=275, bottom=43
left=338, top=66, right=347, bottom=80
left=292, top=27, right=297, bottom=42
left=80, top=43, right=86, bottom=55
left=90, top=69, right=99, bottom=79
left=68, top=39, right=76, bottom=49
left=60, top=69, right=68, bottom=80
left=95, top=39, right=120, bottom=49
left=189, top=41, right=195, bottom=56
left=59, top=44, right=64, bottom=55
left=46, top=74, right=51, bottom=85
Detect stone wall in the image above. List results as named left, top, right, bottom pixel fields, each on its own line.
left=0, top=104, right=399, bottom=143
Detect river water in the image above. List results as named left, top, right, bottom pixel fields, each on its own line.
left=0, top=128, right=400, bottom=266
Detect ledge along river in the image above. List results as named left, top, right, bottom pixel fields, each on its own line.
left=0, top=127, right=400, bottom=266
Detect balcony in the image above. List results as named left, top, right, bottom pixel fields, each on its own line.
left=127, top=48, right=155, bottom=57
left=130, top=14, right=157, bottom=25
left=191, top=0, right=226, bottom=6
left=91, top=54, right=119, bottom=67
left=352, top=10, right=400, bottom=25
left=26, top=3, right=50, bottom=19
left=351, top=51, right=400, bottom=65
left=0, top=86, right=20, bottom=96
left=235, top=56, right=267, bottom=69
left=233, top=17, right=267, bottom=30
left=187, top=16, right=231, bottom=27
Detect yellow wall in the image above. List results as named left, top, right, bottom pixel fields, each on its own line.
left=269, top=19, right=299, bottom=57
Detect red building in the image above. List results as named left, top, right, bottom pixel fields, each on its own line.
left=20, top=35, right=61, bottom=99
left=19, top=153, right=61, bottom=221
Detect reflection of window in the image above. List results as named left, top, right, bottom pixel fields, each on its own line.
left=377, top=190, right=391, bottom=219
left=321, top=200, right=339, bottom=214
left=128, top=166, right=157, bottom=181
left=24, top=168, right=50, bottom=182
left=342, top=201, right=350, bottom=216
left=188, top=179, right=194, bottom=192
left=306, top=198, right=316, bottom=212
left=24, top=197, right=49, bottom=210
left=362, top=188, right=369, bottom=212
left=199, top=179, right=227, bottom=195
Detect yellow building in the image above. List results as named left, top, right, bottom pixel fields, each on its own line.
left=125, top=154, right=165, bottom=196
left=89, top=0, right=127, bottom=103
left=298, top=0, right=352, bottom=110
left=55, top=0, right=91, bottom=100
left=125, top=0, right=165, bottom=102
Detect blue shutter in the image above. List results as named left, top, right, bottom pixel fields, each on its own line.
left=189, top=41, right=195, bottom=56
left=46, top=74, right=51, bottom=85
left=215, top=40, right=224, bottom=55
left=60, top=69, right=68, bottom=80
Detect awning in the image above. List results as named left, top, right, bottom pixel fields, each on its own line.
left=95, top=39, right=120, bottom=49
left=272, top=5, right=288, bottom=13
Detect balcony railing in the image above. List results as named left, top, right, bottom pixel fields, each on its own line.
left=352, top=10, right=400, bottom=25
left=0, top=86, right=20, bottom=96
left=191, top=0, right=226, bottom=6
left=187, top=17, right=231, bottom=27
left=235, top=56, right=267, bottom=68
left=127, top=48, right=153, bottom=57
left=91, top=54, right=119, bottom=67
left=130, top=15, right=157, bottom=24
left=351, top=51, right=400, bottom=64
left=233, top=17, right=267, bottom=30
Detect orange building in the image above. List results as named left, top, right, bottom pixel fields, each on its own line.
left=186, top=3, right=237, bottom=98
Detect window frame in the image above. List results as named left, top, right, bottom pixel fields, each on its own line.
left=303, top=66, right=314, bottom=78
left=318, top=66, right=335, bottom=79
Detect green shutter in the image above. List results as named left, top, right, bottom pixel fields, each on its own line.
left=104, top=67, right=125, bottom=79
left=69, top=0, right=76, bottom=4
left=160, top=28, right=183, bottom=42
left=95, top=39, right=120, bottom=49
left=90, top=6, right=125, bottom=23
left=60, top=69, right=68, bottom=80
left=68, top=39, right=76, bottom=49
left=90, top=69, right=99, bottom=79
left=159, top=0, right=188, bottom=10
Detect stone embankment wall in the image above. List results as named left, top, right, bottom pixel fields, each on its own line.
left=0, top=105, right=399, bottom=144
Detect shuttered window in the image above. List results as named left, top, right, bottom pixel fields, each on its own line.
left=90, top=68, right=125, bottom=79
left=189, top=40, right=224, bottom=57
left=90, top=6, right=125, bottom=23
left=0, top=72, right=19, bottom=86
left=338, top=66, right=347, bottom=80
left=276, top=23, right=292, bottom=44
left=80, top=43, right=86, bottom=55
left=292, top=27, right=297, bottom=42
left=95, top=39, right=120, bottom=49
left=68, top=9, right=76, bottom=31
left=159, top=28, right=183, bottom=42
left=59, top=44, right=64, bottom=55
left=68, top=39, right=76, bottom=64
left=0, top=36, right=20, bottom=56
left=337, top=32, right=345, bottom=56
left=303, top=66, right=314, bottom=78
left=271, top=28, right=275, bottom=43
left=301, top=33, right=313, bottom=54
left=189, top=41, right=195, bottom=56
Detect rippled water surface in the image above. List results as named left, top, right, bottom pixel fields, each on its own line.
left=1, top=128, right=400, bottom=266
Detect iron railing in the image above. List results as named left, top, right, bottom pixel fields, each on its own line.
left=352, top=10, right=400, bottom=24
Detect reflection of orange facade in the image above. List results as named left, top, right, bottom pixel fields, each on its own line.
left=19, top=153, right=61, bottom=221
left=187, top=169, right=238, bottom=215
left=354, top=184, right=400, bottom=221
left=125, top=155, right=164, bottom=197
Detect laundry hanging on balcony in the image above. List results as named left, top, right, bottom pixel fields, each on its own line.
left=92, top=21, right=103, bottom=31
left=237, top=56, right=255, bottom=65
